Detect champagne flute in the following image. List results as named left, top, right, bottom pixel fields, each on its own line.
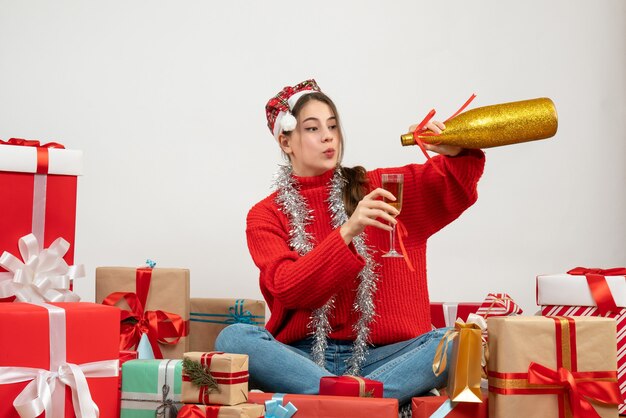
left=381, top=173, right=404, bottom=258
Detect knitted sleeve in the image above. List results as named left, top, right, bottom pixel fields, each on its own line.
left=370, top=149, right=485, bottom=245
left=246, top=201, right=365, bottom=310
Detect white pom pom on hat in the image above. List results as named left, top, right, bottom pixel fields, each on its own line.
left=265, top=79, right=321, bottom=139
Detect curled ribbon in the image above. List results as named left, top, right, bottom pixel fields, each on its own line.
left=0, top=233, right=83, bottom=303
left=567, top=267, right=625, bottom=315
left=395, top=220, right=415, bottom=272
left=102, top=291, right=186, bottom=359
left=411, top=94, right=477, bottom=176
left=265, top=399, right=298, bottom=418
left=527, top=362, right=624, bottom=418
left=0, top=138, right=65, bottom=149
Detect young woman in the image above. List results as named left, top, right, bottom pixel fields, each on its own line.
left=216, top=79, right=485, bottom=409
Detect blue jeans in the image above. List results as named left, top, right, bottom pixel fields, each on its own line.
left=215, top=324, right=450, bottom=405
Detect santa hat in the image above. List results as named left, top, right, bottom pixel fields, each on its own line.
left=265, top=79, right=321, bottom=139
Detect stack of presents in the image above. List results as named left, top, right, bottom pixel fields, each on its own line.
left=0, top=137, right=624, bottom=417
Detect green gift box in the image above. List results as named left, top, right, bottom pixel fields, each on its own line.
left=121, top=359, right=183, bottom=418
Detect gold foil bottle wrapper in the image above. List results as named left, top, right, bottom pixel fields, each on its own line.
left=400, top=97, right=558, bottom=149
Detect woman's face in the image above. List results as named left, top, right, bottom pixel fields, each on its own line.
left=279, top=99, right=341, bottom=177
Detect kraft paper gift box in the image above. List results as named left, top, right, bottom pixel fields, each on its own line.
left=487, top=316, right=623, bottom=418
left=247, top=392, right=398, bottom=418
left=189, top=298, right=265, bottom=352
left=177, top=404, right=265, bottom=418
left=411, top=391, right=488, bottom=417
left=0, top=139, right=82, bottom=301
left=0, top=302, right=120, bottom=418
left=120, top=359, right=182, bottom=418
left=96, top=266, right=190, bottom=359
left=319, top=375, right=384, bottom=398
left=537, top=267, right=626, bottom=415
left=181, top=351, right=249, bottom=406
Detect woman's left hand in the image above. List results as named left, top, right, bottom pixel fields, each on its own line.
left=408, top=120, right=463, bottom=157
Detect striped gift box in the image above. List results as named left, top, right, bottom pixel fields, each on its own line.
left=475, top=293, right=523, bottom=318
left=182, top=351, right=249, bottom=406
left=120, top=359, right=182, bottom=418
left=541, top=305, right=626, bottom=415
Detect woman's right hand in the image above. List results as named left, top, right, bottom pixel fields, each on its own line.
left=339, top=188, right=399, bottom=244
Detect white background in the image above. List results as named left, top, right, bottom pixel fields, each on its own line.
left=1, top=1, right=624, bottom=315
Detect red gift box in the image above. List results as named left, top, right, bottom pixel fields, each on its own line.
left=247, top=392, right=398, bottom=418
left=319, top=375, right=383, bottom=397
left=411, top=392, right=488, bottom=417
left=430, top=302, right=482, bottom=329
left=0, top=140, right=82, bottom=300
left=0, top=302, right=120, bottom=417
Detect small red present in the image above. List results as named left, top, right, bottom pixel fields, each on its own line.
left=430, top=302, right=482, bottom=328
left=411, top=392, right=488, bottom=417
left=247, top=392, right=398, bottom=418
left=319, top=375, right=383, bottom=397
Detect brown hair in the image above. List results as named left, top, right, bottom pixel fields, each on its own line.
left=286, top=92, right=369, bottom=215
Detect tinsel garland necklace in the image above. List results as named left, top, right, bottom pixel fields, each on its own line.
left=273, top=165, right=379, bottom=376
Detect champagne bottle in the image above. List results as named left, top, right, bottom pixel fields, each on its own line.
left=400, top=98, right=557, bottom=149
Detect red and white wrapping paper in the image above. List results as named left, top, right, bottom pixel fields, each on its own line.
left=0, top=302, right=120, bottom=417
left=0, top=140, right=82, bottom=300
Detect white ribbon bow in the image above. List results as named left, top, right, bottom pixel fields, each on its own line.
left=0, top=360, right=119, bottom=418
left=0, top=234, right=83, bottom=302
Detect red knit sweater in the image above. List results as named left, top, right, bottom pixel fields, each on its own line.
left=246, top=150, right=485, bottom=345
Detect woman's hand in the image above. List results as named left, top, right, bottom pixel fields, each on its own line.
left=340, top=188, right=399, bottom=244
left=408, top=120, right=463, bottom=157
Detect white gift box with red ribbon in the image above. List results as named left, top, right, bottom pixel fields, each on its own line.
left=536, top=270, right=626, bottom=308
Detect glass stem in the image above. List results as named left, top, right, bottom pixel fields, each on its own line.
left=389, top=223, right=397, bottom=253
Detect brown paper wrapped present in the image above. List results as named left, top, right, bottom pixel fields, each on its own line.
left=189, top=298, right=265, bottom=352
left=96, top=266, right=190, bottom=359
left=487, top=316, right=623, bottom=418
left=182, top=351, right=249, bottom=406
left=177, top=403, right=264, bottom=418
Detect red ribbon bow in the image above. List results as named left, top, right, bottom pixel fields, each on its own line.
left=103, top=291, right=185, bottom=358
left=567, top=267, right=625, bottom=314
left=411, top=94, right=476, bottom=176
left=0, top=137, right=65, bottom=174
left=528, top=362, right=624, bottom=418
left=102, top=267, right=186, bottom=358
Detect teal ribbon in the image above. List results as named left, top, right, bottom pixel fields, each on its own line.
left=265, top=393, right=297, bottom=418
left=430, top=399, right=455, bottom=418
left=189, top=299, right=264, bottom=325
left=145, top=259, right=156, bottom=268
